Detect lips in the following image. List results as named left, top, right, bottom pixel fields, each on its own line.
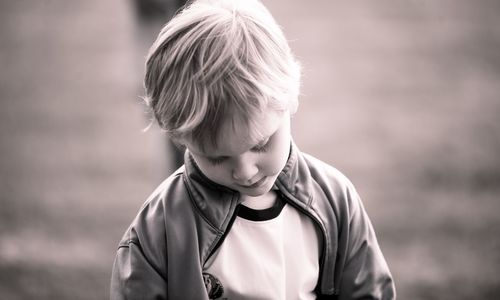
left=238, top=176, right=267, bottom=189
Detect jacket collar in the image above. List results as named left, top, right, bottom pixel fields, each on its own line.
left=276, top=141, right=312, bottom=206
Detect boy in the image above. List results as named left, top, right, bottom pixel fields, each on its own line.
left=111, top=0, right=396, bottom=299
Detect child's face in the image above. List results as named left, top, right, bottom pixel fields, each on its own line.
left=186, top=110, right=291, bottom=198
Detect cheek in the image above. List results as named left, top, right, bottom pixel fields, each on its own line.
left=261, top=141, right=290, bottom=173
left=261, top=157, right=286, bottom=174
left=195, top=161, right=228, bottom=183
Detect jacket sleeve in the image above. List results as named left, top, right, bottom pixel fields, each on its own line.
left=110, top=242, right=167, bottom=300
left=336, top=182, right=396, bottom=300
left=110, top=198, right=168, bottom=300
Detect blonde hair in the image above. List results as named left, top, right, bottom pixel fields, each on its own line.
left=144, top=0, right=301, bottom=150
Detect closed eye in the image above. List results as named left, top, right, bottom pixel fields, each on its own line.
left=206, top=135, right=272, bottom=165
left=207, top=156, right=228, bottom=166
left=251, top=137, right=271, bottom=153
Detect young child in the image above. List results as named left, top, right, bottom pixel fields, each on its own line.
left=111, top=0, right=396, bottom=299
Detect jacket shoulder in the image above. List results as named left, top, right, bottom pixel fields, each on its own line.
left=117, top=170, right=188, bottom=251
left=301, top=152, right=355, bottom=193
left=298, top=152, right=363, bottom=221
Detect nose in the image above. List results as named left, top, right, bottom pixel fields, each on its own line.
left=232, top=154, right=258, bottom=183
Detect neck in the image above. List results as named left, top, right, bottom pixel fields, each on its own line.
left=240, top=190, right=277, bottom=210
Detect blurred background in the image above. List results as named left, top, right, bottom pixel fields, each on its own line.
left=1, top=0, right=499, bottom=299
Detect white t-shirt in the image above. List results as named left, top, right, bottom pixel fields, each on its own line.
left=203, top=196, right=321, bottom=300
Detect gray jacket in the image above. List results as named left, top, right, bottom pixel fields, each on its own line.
left=110, top=143, right=395, bottom=299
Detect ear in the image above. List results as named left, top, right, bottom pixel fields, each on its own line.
left=169, top=136, right=187, bottom=150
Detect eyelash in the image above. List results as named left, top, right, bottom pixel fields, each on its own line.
left=251, top=142, right=270, bottom=153
left=206, top=139, right=271, bottom=166
left=207, top=157, right=227, bottom=166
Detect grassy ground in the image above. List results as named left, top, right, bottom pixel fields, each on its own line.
left=1, top=0, right=499, bottom=299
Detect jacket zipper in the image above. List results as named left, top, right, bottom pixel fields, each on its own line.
left=204, top=203, right=241, bottom=263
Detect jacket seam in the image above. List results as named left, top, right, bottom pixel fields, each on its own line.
left=116, top=239, right=142, bottom=249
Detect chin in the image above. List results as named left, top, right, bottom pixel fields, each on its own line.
left=237, top=183, right=274, bottom=197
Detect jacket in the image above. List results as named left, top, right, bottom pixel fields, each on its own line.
left=110, top=143, right=396, bottom=299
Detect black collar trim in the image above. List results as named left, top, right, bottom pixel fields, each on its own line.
left=237, top=195, right=286, bottom=221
